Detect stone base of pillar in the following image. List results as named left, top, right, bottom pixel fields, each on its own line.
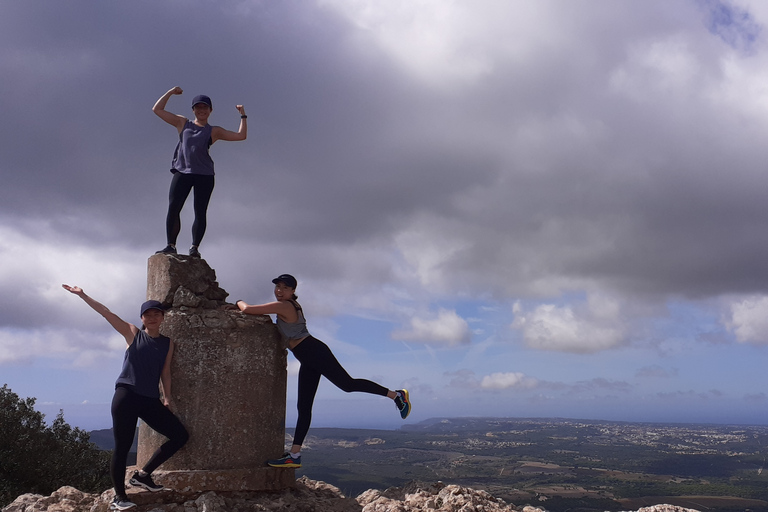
left=139, top=254, right=289, bottom=477
left=135, top=467, right=295, bottom=495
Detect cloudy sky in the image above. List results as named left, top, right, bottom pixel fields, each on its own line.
left=3, top=0, right=768, bottom=432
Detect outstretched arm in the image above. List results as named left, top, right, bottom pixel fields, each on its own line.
left=62, top=285, right=138, bottom=346
left=211, top=105, right=247, bottom=143
left=152, top=86, right=187, bottom=132
left=236, top=299, right=295, bottom=322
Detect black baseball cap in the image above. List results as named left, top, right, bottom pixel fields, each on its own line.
left=272, top=274, right=297, bottom=288
left=191, top=95, right=212, bottom=108
left=140, top=300, right=165, bottom=318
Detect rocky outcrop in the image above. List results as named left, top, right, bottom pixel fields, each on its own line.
left=0, top=478, right=701, bottom=512
left=357, top=481, right=533, bottom=511
left=2, top=486, right=95, bottom=512
left=635, top=507, right=700, bottom=512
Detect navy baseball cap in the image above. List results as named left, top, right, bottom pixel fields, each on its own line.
left=140, top=300, right=165, bottom=318
left=272, top=274, right=297, bottom=288
left=191, top=95, right=212, bottom=108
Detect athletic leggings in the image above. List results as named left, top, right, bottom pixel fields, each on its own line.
left=290, top=336, right=388, bottom=446
left=111, top=386, right=189, bottom=496
left=165, top=172, right=215, bottom=247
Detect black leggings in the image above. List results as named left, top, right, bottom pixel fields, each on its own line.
left=290, top=336, right=388, bottom=446
left=165, top=173, right=215, bottom=247
left=111, top=386, right=188, bottom=496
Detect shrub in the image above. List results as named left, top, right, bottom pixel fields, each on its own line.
left=0, top=384, right=111, bottom=507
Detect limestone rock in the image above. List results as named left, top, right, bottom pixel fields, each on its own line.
left=147, top=254, right=229, bottom=307
left=358, top=481, right=529, bottom=512
left=2, top=487, right=97, bottom=512
left=0, top=479, right=707, bottom=512
left=635, top=506, right=700, bottom=512
left=1, top=493, right=43, bottom=512
left=172, top=286, right=202, bottom=308
left=88, top=489, right=115, bottom=512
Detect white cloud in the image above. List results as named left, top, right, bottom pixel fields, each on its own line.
left=609, top=35, right=702, bottom=100
left=392, top=308, right=470, bottom=346
left=0, top=220, right=145, bottom=306
left=320, top=0, right=501, bottom=86
left=727, top=295, right=768, bottom=344
left=0, top=220, right=148, bottom=364
left=393, top=220, right=471, bottom=290
left=0, top=327, right=121, bottom=366
left=446, top=369, right=538, bottom=391
left=512, top=294, right=625, bottom=353
left=480, top=372, right=538, bottom=390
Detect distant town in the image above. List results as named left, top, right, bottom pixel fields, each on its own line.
left=289, top=417, right=768, bottom=512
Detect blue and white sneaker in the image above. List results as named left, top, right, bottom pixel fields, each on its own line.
left=267, top=452, right=301, bottom=468
left=394, top=389, right=411, bottom=419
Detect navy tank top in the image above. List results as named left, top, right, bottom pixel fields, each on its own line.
left=115, top=330, right=171, bottom=398
left=171, top=120, right=214, bottom=175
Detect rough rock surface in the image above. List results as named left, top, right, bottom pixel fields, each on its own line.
left=1, top=478, right=701, bottom=512
left=138, top=254, right=288, bottom=489
left=357, top=481, right=532, bottom=511
left=2, top=486, right=96, bottom=512
left=634, top=507, right=700, bottom=512
left=146, top=253, right=229, bottom=308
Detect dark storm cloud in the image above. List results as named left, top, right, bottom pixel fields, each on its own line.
left=9, top=2, right=768, bottom=429
left=3, top=0, right=768, bottom=334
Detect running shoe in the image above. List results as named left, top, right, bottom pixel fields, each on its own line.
left=155, top=245, right=177, bottom=255
left=110, top=495, right=136, bottom=510
left=129, top=470, right=164, bottom=492
left=189, top=246, right=201, bottom=258
left=394, top=389, right=411, bottom=419
left=267, top=452, right=301, bottom=468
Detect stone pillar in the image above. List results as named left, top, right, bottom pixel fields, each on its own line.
left=136, top=254, right=294, bottom=491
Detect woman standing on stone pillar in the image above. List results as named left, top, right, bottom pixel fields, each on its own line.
left=152, top=86, right=248, bottom=259
left=62, top=285, right=189, bottom=511
left=235, top=274, right=411, bottom=468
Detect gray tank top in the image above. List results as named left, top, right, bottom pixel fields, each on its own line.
left=276, top=299, right=310, bottom=343
left=171, top=120, right=215, bottom=175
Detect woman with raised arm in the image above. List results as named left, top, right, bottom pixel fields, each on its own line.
left=152, top=86, right=247, bottom=259
left=235, top=274, right=411, bottom=468
left=62, top=285, right=188, bottom=511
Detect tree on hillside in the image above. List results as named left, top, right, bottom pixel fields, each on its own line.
left=0, top=384, right=111, bottom=507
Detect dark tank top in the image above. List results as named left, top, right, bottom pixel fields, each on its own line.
left=115, top=330, right=170, bottom=398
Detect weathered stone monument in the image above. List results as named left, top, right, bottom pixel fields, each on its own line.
left=136, top=254, right=294, bottom=492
